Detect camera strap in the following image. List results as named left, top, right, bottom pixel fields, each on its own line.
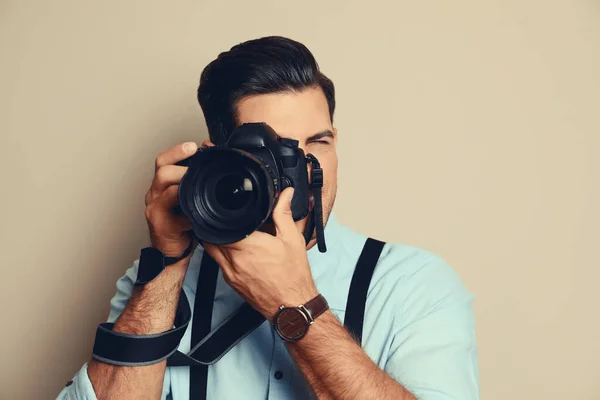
left=92, top=254, right=264, bottom=369
left=91, top=237, right=386, bottom=399
left=304, top=154, right=327, bottom=252
left=186, top=237, right=385, bottom=399
left=91, top=152, right=386, bottom=398
left=92, top=156, right=327, bottom=367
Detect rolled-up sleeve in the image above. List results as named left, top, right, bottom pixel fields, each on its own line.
left=56, top=362, right=97, bottom=400
left=57, top=261, right=171, bottom=399
left=384, top=256, right=480, bottom=400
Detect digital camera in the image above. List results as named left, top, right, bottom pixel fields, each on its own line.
left=177, top=122, right=311, bottom=244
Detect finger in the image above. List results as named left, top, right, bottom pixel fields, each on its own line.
left=155, top=142, right=198, bottom=171
left=202, top=242, right=225, bottom=263
left=221, top=229, right=274, bottom=250
left=146, top=190, right=192, bottom=233
left=272, top=187, right=297, bottom=239
left=201, top=140, right=215, bottom=148
left=202, top=242, right=231, bottom=275
left=295, top=217, right=307, bottom=236
left=155, top=185, right=181, bottom=211
left=172, top=214, right=193, bottom=231
left=152, top=165, right=188, bottom=194
left=146, top=212, right=191, bottom=239
left=149, top=186, right=192, bottom=231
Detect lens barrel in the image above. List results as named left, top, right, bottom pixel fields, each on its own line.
left=178, top=147, right=276, bottom=244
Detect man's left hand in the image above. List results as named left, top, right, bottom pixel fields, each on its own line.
left=202, top=187, right=318, bottom=320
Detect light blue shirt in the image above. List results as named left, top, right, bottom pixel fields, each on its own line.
left=58, top=214, right=479, bottom=399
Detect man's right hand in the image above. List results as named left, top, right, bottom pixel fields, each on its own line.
left=144, top=141, right=199, bottom=257
left=86, top=141, right=212, bottom=400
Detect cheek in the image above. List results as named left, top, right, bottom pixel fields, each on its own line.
left=324, top=158, right=337, bottom=186
left=304, top=146, right=337, bottom=198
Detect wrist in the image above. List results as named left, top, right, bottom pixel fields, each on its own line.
left=266, top=284, right=319, bottom=321
left=272, top=292, right=329, bottom=342
left=135, top=240, right=195, bottom=286
left=151, top=235, right=193, bottom=258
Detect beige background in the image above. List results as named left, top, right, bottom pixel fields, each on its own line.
left=1, top=1, right=599, bottom=399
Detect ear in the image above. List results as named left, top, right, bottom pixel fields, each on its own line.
left=333, top=127, right=338, bottom=145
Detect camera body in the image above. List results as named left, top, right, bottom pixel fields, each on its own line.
left=177, top=122, right=310, bottom=244
left=223, top=122, right=310, bottom=221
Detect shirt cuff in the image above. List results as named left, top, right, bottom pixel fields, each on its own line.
left=56, top=362, right=97, bottom=400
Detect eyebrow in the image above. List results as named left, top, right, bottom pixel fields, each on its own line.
left=305, top=130, right=335, bottom=142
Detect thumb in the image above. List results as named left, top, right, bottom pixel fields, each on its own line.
left=272, top=187, right=296, bottom=238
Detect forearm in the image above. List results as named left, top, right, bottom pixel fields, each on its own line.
left=87, top=258, right=189, bottom=400
left=287, top=311, right=416, bottom=400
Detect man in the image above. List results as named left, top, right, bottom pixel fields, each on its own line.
left=59, top=36, right=479, bottom=399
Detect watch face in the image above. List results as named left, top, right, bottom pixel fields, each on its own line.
left=275, top=307, right=309, bottom=341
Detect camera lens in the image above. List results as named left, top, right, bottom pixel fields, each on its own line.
left=214, top=174, right=253, bottom=211
left=177, top=148, right=276, bottom=244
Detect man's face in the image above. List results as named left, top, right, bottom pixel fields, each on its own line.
left=236, top=87, right=338, bottom=246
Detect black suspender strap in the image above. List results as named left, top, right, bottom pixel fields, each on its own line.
left=344, top=238, right=386, bottom=343
left=188, top=253, right=219, bottom=400
left=92, top=237, right=385, bottom=399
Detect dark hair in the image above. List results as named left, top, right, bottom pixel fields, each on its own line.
left=197, top=36, right=336, bottom=145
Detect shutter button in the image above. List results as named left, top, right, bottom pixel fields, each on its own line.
left=274, top=370, right=283, bottom=380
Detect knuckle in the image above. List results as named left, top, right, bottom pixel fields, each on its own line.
left=155, top=155, right=165, bottom=170
left=221, top=268, right=235, bottom=285
left=274, top=208, right=289, bottom=218
left=282, top=208, right=293, bottom=215
left=167, top=184, right=179, bottom=197
left=144, top=204, right=154, bottom=221
left=155, top=166, right=166, bottom=182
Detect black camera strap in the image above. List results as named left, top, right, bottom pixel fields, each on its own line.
left=91, top=237, right=385, bottom=399
left=187, top=238, right=384, bottom=399
left=304, top=154, right=327, bottom=252
left=92, top=254, right=265, bottom=368
left=186, top=237, right=384, bottom=399
left=91, top=151, right=386, bottom=399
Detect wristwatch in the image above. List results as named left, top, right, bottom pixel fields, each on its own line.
left=273, top=294, right=329, bottom=342
left=134, top=239, right=195, bottom=286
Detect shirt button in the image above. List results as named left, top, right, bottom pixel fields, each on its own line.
left=274, top=370, right=284, bottom=380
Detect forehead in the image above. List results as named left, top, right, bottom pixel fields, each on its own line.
left=235, top=87, right=332, bottom=140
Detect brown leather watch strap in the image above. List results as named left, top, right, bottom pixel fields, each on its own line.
left=302, top=294, right=329, bottom=323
